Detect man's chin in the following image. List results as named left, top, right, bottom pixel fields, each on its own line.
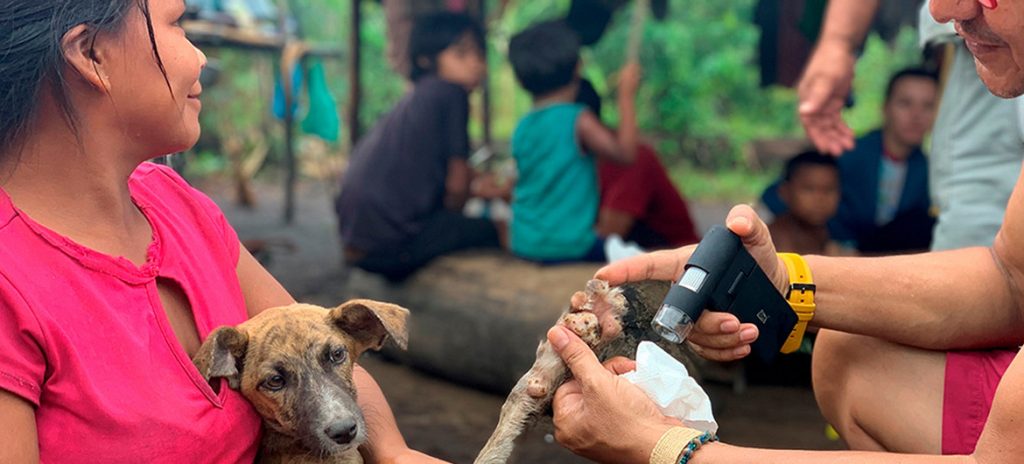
left=977, top=65, right=1024, bottom=99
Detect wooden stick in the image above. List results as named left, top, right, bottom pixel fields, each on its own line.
left=627, top=0, right=650, bottom=64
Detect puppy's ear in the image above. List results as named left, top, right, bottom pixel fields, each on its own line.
left=329, top=299, right=410, bottom=354
left=192, top=326, right=249, bottom=390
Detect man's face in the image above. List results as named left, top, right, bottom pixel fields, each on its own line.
left=883, top=77, right=938, bottom=153
left=932, top=0, right=1024, bottom=98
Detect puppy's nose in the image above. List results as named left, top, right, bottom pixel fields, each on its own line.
left=324, top=420, right=358, bottom=445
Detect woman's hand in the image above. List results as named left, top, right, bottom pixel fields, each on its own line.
left=386, top=449, right=451, bottom=464
left=548, top=325, right=680, bottom=464
left=594, top=205, right=789, bottom=361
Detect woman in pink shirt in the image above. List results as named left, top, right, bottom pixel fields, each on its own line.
left=0, top=1, right=440, bottom=462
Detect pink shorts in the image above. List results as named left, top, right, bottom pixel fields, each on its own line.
left=942, top=348, right=1018, bottom=455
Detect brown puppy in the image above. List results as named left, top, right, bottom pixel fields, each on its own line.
left=192, top=300, right=409, bottom=464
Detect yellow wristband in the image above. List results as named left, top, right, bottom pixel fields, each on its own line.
left=778, top=253, right=815, bottom=354
left=650, top=427, right=703, bottom=464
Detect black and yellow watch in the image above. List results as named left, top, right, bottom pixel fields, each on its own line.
left=778, top=253, right=815, bottom=354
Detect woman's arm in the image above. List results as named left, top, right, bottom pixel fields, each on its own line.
left=237, top=246, right=295, bottom=318
left=0, top=390, right=38, bottom=464
left=354, top=365, right=450, bottom=464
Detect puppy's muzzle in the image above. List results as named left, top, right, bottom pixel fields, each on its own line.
left=324, top=419, right=358, bottom=445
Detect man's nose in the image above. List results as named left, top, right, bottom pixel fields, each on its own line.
left=930, top=0, right=983, bottom=24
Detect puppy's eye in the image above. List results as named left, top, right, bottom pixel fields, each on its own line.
left=261, top=374, right=286, bottom=391
left=328, top=347, right=347, bottom=365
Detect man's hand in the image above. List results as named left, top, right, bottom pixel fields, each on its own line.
left=797, top=39, right=858, bottom=156
left=594, top=205, right=788, bottom=361
left=548, top=325, right=679, bottom=464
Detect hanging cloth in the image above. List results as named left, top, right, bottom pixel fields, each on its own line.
left=301, top=60, right=341, bottom=142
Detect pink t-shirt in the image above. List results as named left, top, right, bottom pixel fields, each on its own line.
left=0, top=163, right=261, bottom=463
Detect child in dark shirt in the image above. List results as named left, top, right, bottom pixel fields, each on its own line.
left=335, top=12, right=500, bottom=282
left=768, top=151, right=842, bottom=255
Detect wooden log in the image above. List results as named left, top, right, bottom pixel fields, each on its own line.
left=345, top=251, right=599, bottom=392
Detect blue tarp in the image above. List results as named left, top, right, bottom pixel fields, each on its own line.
left=186, top=0, right=278, bottom=22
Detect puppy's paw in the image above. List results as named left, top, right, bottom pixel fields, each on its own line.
left=584, top=279, right=626, bottom=342
left=569, top=291, right=589, bottom=313
left=560, top=312, right=601, bottom=347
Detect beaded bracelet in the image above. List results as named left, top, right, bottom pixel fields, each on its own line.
left=677, top=430, right=717, bottom=464
left=650, top=427, right=719, bottom=464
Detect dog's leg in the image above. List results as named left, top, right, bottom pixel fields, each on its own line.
left=474, top=280, right=626, bottom=464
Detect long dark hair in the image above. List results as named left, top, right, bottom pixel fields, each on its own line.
left=0, top=1, right=170, bottom=157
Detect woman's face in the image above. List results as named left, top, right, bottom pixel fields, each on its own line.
left=97, top=0, right=206, bottom=156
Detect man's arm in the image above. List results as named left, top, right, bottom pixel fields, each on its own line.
left=807, top=170, right=1024, bottom=350
left=598, top=178, right=1024, bottom=353
left=798, top=0, right=879, bottom=155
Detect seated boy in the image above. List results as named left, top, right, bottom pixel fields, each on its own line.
left=575, top=78, right=701, bottom=249
left=335, top=12, right=500, bottom=282
left=763, top=68, right=938, bottom=254
left=507, top=21, right=636, bottom=263
left=767, top=151, right=843, bottom=256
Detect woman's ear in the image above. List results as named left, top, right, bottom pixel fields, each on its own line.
left=60, top=24, right=111, bottom=94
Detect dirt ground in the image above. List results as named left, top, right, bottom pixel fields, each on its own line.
left=200, top=175, right=844, bottom=463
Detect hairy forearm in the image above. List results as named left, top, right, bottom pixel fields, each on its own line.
left=817, top=0, right=878, bottom=50
left=694, top=443, right=976, bottom=464
left=805, top=247, right=1024, bottom=350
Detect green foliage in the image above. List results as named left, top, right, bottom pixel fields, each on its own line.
left=193, top=0, right=924, bottom=200
left=843, top=27, right=925, bottom=136
left=488, top=0, right=804, bottom=171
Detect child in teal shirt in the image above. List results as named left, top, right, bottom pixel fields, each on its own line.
left=508, top=21, right=639, bottom=262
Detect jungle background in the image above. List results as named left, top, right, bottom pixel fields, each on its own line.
left=188, top=0, right=922, bottom=203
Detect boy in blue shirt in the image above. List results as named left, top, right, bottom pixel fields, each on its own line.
left=507, top=21, right=637, bottom=262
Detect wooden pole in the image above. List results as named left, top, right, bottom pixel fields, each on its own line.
left=278, top=0, right=299, bottom=224
left=347, top=0, right=363, bottom=149
left=627, top=0, right=650, bottom=64
left=479, top=0, right=491, bottom=146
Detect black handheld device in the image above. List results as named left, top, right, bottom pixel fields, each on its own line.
left=651, top=225, right=798, bottom=362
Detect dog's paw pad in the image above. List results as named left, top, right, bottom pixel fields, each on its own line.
left=560, top=312, right=601, bottom=347
left=582, top=279, right=626, bottom=342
